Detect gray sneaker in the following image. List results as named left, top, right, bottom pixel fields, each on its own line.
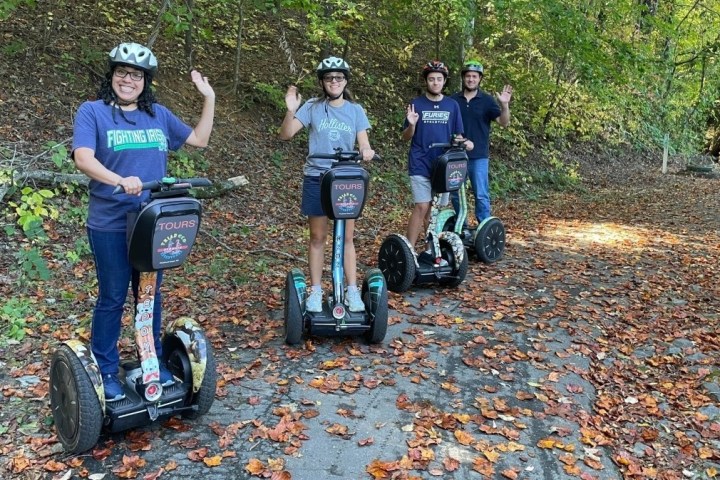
left=306, top=289, right=323, bottom=312
left=346, top=288, right=365, bottom=312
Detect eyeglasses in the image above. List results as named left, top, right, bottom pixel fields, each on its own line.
left=323, top=75, right=346, bottom=83
left=114, top=68, right=145, bottom=81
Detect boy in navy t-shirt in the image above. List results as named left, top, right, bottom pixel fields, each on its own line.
left=401, top=60, right=473, bottom=254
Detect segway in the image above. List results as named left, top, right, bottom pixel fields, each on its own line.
left=377, top=143, right=469, bottom=293
left=49, top=177, right=217, bottom=454
left=284, top=149, right=388, bottom=345
left=434, top=142, right=506, bottom=263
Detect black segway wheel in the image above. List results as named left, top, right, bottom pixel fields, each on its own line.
left=378, top=235, right=416, bottom=293
left=362, top=269, right=388, bottom=344
left=165, top=340, right=217, bottom=419
left=439, top=237, right=468, bottom=288
left=49, top=345, right=103, bottom=454
left=475, top=218, right=505, bottom=263
left=284, top=270, right=304, bottom=345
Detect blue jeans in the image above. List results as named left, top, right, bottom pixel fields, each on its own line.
left=451, top=158, right=490, bottom=226
left=87, top=228, right=164, bottom=375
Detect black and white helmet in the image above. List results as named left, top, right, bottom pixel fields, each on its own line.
left=109, top=42, right=158, bottom=77
left=316, top=56, right=350, bottom=79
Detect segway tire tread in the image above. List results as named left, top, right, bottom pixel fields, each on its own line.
left=475, top=218, right=505, bottom=264
left=284, top=270, right=304, bottom=345
left=362, top=270, right=388, bottom=344
left=50, top=345, right=103, bottom=454
left=378, top=235, right=415, bottom=293
left=183, top=343, right=216, bottom=419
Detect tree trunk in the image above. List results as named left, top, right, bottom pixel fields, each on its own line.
left=233, top=0, right=245, bottom=93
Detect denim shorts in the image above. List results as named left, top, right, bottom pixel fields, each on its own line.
left=301, top=175, right=325, bottom=216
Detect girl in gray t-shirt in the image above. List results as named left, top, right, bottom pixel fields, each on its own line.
left=279, top=56, right=375, bottom=313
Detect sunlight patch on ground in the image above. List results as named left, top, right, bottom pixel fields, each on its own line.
left=544, top=221, right=648, bottom=250
left=513, top=219, right=672, bottom=254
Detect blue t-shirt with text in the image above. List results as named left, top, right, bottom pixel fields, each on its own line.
left=403, top=95, right=464, bottom=178
left=72, top=100, right=192, bottom=231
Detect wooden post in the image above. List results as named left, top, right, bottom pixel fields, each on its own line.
left=662, top=133, right=669, bottom=174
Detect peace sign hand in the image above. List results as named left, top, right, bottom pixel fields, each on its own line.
left=406, top=103, right=419, bottom=126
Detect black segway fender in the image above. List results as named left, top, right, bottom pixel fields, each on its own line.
left=164, top=317, right=209, bottom=394
left=64, top=339, right=105, bottom=410
left=437, top=231, right=465, bottom=265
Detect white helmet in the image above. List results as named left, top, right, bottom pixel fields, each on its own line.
left=316, top=56, right=350, bottom=79
left=109, top=42, right=158, bottom=76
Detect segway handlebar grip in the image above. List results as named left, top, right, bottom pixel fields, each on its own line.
left=113, top=180, right=162, bottom=195
left=112, top=178, right=212, bottom=194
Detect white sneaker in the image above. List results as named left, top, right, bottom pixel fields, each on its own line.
left=424, top=249, right=449, bottom=267
left=306, top=289, right=323, bottom=312
left=345, top=288, right=365, bottom=312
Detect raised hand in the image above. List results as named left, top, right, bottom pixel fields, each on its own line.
left=496, top=84, right=513, bottom=105
left=285, top=85, right=302, bottom=113
left=190, top=70, right=215, bottom=99
left=406, top=103, right=419, bottom=126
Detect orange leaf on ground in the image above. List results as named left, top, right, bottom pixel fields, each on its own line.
left=443, top=456, right=460, bottom=471
left=454, top=429, right=475, bottom=445
left=204, top=455, right=222, bottom=467
left=245, top=458, right=266, bottom=475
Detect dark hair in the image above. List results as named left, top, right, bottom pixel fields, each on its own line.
left=97, top=66, right=157, bottom=116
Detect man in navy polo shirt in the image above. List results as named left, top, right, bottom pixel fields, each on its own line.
left=450, top=60, right=512, bottom=232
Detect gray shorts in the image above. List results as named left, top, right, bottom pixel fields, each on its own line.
left=409, top=175, right=449, bottom=205
left=409, top=175, right=432, bottom=203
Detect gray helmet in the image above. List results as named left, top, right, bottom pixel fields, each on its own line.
left=461, top=60, right=484, bottom=76
left=109, top=42, right=158, bottom=77
left=316, top=56, right=350, bottom=79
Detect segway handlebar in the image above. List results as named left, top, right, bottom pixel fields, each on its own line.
left=429, top=139, right=466, bottom=150
left=113, top=177, right=213, bottom=195
left=309, top=148, right=381, bottom=163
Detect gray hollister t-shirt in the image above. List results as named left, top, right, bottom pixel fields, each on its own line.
left=294, top=98, right=371, bottom=177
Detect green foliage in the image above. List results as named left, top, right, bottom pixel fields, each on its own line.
left=1, top=39, right=26, bottom=56
left=491, top=152, right=580, bottom=200
left=0, top=0, right=34, bottom=20
left=169, top=150, right=209, bottom=178
left=8, top=187, right=58, bottom=232
left=16, top=246, right=51, bottom=283
left=65, top=237, right=91, bottom=265
left=254, top=82, right=287, bottom=110
left=0, top=298, right=34, bottom=344
left=46, top=141, right=73, bottom=173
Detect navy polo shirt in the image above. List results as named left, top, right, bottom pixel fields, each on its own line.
left=451, top=91, right=501, bottom=159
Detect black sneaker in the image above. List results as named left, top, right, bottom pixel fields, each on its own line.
left=103, top=374, right=126, bottom=402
